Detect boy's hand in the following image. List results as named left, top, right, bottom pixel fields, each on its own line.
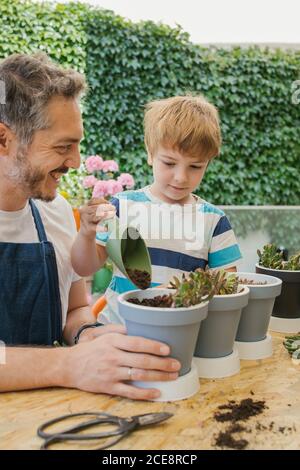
left=79, top=198, right=116, bottom=240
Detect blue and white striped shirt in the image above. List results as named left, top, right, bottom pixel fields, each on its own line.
left=96, top=186, right=242, bottom=324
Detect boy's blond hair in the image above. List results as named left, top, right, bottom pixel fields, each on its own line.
left=144, top=95, right=221, bottom=161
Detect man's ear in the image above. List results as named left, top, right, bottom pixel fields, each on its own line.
left=0, top=123, right=13, bottom=156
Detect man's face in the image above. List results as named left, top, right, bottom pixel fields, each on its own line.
left=148, top=145, right=209, bottom=205
left=8, top=96, right=84, bottom=202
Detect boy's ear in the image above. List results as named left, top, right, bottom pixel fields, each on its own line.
left=147, top=151, right=153, bottom=166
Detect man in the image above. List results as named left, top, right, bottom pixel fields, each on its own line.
left=0, top=53, right=180, bottom=400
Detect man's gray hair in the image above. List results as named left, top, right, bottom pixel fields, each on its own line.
left=0, top=52, right=87, bottom=144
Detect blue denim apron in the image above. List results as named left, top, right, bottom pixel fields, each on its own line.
left=0, top=199, right=62, bottom=345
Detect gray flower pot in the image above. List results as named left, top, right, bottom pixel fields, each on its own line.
left=235, top=272, right=282, bottom=342
left=194, top=286, right=249, bottom=358
left=118, top=288, right=209, bottom=376
left=256, top=264, right=300, bottom=319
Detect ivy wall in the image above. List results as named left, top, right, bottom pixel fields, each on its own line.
left=0, top=0, right=299, bottom=204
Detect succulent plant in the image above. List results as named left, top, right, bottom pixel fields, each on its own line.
left=208, top=269, right=239, bottom=295
left=169, top=269, right=214, bottom=308
left=283, top=335, right=300, bottom=357
left=169, top=268, right=239, bottom=308
left=285, top=252, right=300, bottom=270
left=257, top=243, right=285, bottom=269
left=258, top=244, right=300, bottom=270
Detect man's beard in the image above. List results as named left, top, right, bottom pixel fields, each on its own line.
left=6, top=146, right=67, bottom=202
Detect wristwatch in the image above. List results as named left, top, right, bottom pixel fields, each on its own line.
left=74, top=322, right=104, bottom=344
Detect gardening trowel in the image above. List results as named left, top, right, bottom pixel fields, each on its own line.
left=103, top=217, right=152, bottom=290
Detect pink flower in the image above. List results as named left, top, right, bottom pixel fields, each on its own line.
left=106, top=179, right=123, bottom=196
left=82, top=175, right=98, bottom=188
left=92, top=180, right=109, bottom=198
left=102, top=160, right=119, bottom=173
left=85, top=155, right=103, bottom=173
left=117, top=173, right=135, bottom=189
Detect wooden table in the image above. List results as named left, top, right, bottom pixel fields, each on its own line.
left=1, top=332, right=300, bottom=450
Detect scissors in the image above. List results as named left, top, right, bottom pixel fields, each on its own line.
left=37, top=411, right=173, bottom=450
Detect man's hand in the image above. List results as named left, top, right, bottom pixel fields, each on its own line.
left=64, top=325, right=181, bottom=400
left=79, top=198, right=116, bottom=240
left=77, top=323, right=124, bottom=343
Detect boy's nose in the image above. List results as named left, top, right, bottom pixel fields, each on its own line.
left=174, top=168, right=188, bottom=184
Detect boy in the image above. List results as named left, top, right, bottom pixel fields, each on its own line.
left=71, top=95, right=242, bottom=324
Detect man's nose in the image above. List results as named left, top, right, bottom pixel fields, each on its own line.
left=65, top=147, right=81, bottom=169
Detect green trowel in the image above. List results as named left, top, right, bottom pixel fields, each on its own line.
left=105, top=218, right=152, bottom=289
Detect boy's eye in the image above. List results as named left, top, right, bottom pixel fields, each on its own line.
left=163, top=161, right=175, bottom=166
left=190, top=165, right=203, bottom=169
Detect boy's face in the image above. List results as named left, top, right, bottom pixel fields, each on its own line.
left=148, top=146, right=209, bottom=204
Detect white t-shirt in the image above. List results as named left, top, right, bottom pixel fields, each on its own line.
left=0, top=194, right=81, bottom=327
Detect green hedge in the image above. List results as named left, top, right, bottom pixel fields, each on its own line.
left=0, top=0, right=299, bottom=204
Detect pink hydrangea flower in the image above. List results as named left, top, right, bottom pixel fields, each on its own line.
left=102, top=160, right=119, bottom=173
left=117, top=173, right=135, bottom=189
left=85, top=155, right=103, bottom=173
left=92, top=180, right=109, bottom=198
left=82, top=175, right=98, bottom=188
left=106, top=179, right=123, bottom=196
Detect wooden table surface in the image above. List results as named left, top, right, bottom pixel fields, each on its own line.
left=1, top=332, right=300, bottom=450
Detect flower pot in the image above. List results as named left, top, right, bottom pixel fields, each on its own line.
left=256, top=264, right=300, bottom=333
left=235, top=272, right=282, bottom=342
left=118, top=288, right=209, bottom=376
left=194, top=286, right=249, bottom=359
left=256, top=264, right=300, bottom=319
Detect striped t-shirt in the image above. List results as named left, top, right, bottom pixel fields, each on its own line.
left=96, top=185, right=242, bottom=324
